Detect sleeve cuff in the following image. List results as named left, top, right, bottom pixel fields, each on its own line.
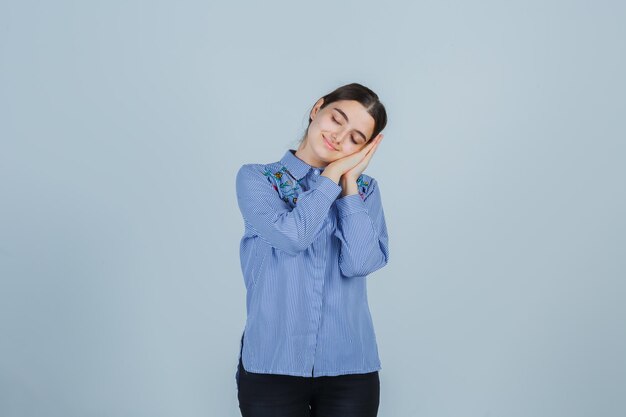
left=314, top=175, right=342, bottom=202
left=335, top=193, right=367, bottom=218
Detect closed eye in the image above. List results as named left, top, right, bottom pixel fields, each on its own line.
left=332, top=117, right=359, bottom=144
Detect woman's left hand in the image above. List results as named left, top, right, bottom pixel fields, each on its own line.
left=342, top=133, right=383, bottom=182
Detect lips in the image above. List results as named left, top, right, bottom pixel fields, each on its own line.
left=322, top=135, right=336, bottom=151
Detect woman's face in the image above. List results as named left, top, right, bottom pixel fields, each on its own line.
left=302, top=99, right=376, bottom=165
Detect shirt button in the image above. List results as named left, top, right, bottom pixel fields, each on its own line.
left=313, top=169, right=320, bottom=175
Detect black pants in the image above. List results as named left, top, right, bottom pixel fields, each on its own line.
left=236, top=347, right=380, bottom=417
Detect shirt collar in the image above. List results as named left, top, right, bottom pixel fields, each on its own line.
left=279, top=149, right=324, bottom=180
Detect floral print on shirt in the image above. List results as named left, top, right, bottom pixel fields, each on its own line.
left=356, top=175, right=369, bottom=200
left=264, top=166, right=370, bottom=205
left=263, top=166, right=302, bottom=205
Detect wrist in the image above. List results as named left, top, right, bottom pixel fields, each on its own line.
left=341, top=175, right=359, bottom=185
left=340, top=176, right=359, bottom=197
left=320, top=168, right=341, bottom=184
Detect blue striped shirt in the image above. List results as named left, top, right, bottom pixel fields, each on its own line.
left=235, top=149, right=390, bottom=377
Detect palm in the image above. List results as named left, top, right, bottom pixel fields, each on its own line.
left=344, top=160, right=365, bottom=180
left=344, top=134, right=382, bottom=180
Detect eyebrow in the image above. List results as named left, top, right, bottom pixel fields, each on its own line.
left=333, top=107, right=368, bottom=142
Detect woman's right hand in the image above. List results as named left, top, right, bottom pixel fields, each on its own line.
left=321, top=137, right=381, bottom=184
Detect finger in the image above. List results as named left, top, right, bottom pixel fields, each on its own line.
left=357, top=138, right=381, bottom=167
left=358, top=136, right=380, bottom=157
left=368, top=134, right=383, bottom=150
left=364, top=136, right=382, bottom=157
left=347, top=135, right=383, bottom=168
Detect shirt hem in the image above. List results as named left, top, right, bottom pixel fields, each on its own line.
left=242, top=364, right=382, bottom=377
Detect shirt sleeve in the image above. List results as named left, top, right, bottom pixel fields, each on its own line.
left=333, top=177, right=390, bottom=277
left=236, top=164, right=342, bottom=256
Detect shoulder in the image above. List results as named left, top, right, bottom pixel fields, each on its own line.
left=236, top=161, right=282, bottom=182
left=236, top=161, right=285, bottom=195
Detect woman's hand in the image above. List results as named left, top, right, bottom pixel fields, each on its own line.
left=342, top=133, right=383, bottom=182
left=321, top=134, right=383, bottom=184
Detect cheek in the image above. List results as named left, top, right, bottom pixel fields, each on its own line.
left=347, top=143, right=365, bottom=154
left=319, top=121, right=337, bottom=132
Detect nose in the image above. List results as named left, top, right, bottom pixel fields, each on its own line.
left=330, top=130, right=347, bottom=144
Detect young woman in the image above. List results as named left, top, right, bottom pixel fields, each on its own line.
left=234, top=82, right=389, bottom=417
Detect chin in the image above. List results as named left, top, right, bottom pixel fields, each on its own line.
left=317, top=146, right=340, bottom=160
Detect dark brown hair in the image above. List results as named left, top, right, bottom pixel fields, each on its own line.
left=299, top=82, right=387, bottom=144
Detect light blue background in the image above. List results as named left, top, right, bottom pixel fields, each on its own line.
left=1, top=1, right=625, bottom=416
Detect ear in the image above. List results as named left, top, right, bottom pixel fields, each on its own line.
left=310, top=98, right=325, bottom=121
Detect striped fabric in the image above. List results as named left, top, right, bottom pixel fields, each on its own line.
left=235, top=149, right=390, bottom=377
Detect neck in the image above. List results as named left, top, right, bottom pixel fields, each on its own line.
left=294, top=140, right=327, bottom=169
